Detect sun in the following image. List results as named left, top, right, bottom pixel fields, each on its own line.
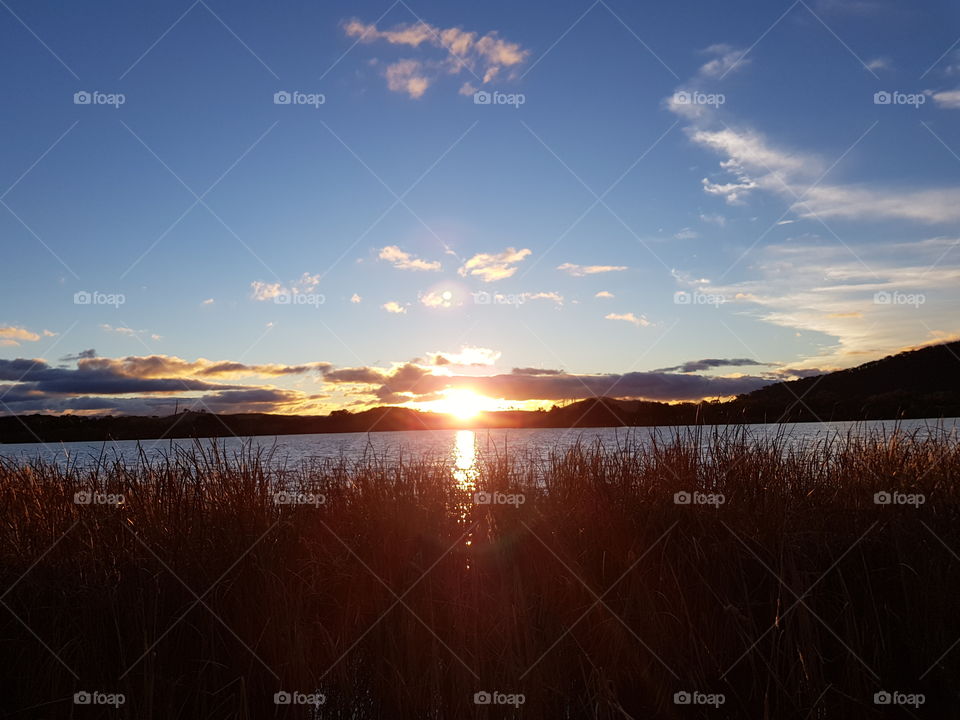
left=433, top=389, right=490, bottom=419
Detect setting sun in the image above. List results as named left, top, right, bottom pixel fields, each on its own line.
left=430, top=389, right=492, bottom=419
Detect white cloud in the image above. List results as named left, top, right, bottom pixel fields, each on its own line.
left=350, top=293, right=362, bottom=303
left=202, top=298, right=214, bottom=305
left=378, top=245, right=441, bottom=271
left=427, top=346, right=501, bottom=366
left=251, top=281, right=285, bottom=301
left=687, top=126, right=960, bottom=223
left=685, top=236, right=960, bottom=369
left=420, top=289, right=455, bottom=308
left=605, top=312, right=650, bottom=327
left=699, top=212, right=726, bottom=227
left=293, top=272, right=321, bottom=293
left=459, top=247, right=531, bottom=282
left=556, top=262, right=628, bottom=277
left=382, top=301, right=407, bottom=314
left=674, top=228, right=699, bottom=240
left=525, top=291, right=564, bottom=305
left=698, top=44, right=749, bottom=78
left=595, top=291, right=614, bottom=299
left=928, top=89, right=960, bottom=109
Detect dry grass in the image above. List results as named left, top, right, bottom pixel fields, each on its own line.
left=0, top=426, right=958, bottom=718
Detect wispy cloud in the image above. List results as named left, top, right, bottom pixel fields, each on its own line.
left=378, top=245, right=441, bottom=271
left=382, top=301, right=407, bottom=314
left=459, top=247, right=531, bottom=282
left=557, top=262, right=628, bottom=277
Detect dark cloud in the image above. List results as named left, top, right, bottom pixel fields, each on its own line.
left=511, top=367, right=564, bottom=376
left=654, top=358, right=767, bottom=373
left=339, top=363, right=773, bottom=403
left=323, top=367, right=388, bottom=384
left=59, top=349, right=97, bottom=362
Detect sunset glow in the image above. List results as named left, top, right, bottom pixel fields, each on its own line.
left=423, top=389, right=498, bottom=419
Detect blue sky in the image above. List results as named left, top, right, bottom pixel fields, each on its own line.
left=2, top=0, right=959, bottom=415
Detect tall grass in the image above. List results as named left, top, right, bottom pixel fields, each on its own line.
left=0, top=426, right=958, bottom=718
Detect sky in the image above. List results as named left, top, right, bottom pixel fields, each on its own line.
left=1, top=0, right=959, bottom=416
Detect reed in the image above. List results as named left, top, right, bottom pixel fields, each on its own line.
left=0, top=426, right=957, bottom=718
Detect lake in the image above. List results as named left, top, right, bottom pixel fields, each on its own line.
left=1, top=418, right=958, bottom=470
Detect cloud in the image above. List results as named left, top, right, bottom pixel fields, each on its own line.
left=605, top=312, right=650, bottom=327
left=202, top=298, right=214, bottom=305
left=0, top=325, right=43, bottom=347
left=251, top=273, right=322, bottom=301
left=511, top=367, right=564, bottom=375
left=557, top=263, right=628, bottom=277
left=382, top=301, right=407, bottom=314
left=344, top=18, right=529, bottom=97
left=525, top=291, right=563, bottom=305
left=351, top=293, right=362, bottom=303
left=378, top=245, right=441, bottom=271
left=326, top=361, right=771, bottom=404
left=251, top=281, right=285, bottom=301
left=384, top=59, right=431, bottom=99
left=654, top=358, right=768, bottom=373
left=60, top=349, right=97, bottom=362
left=595, top=291, right=614, bottom=299
left=100, top=324, right=161, bottom=341
left=698, top=44, right=749, bottom=78
left=865, top=57, right=889, bottom=71
left=928, top=89, right=960, bottom=109
left=0, top=353, right=336, bottom=415
left=682, top=235, right=960, bottom=369
left=427, top=347, right=501, bottom=366
left=673, top=228, right=699, bottom=240
left=687, top=126, right=960, bottom=223
left=459, top=247, right=531, bottom=282
left=420, top=290, right=455, bottom=308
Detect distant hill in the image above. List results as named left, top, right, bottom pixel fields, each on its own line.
left=728, top=340, right=960, bottom=423
left=1, top=341, right=958, bottom=443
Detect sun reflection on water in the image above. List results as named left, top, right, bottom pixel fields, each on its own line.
left=452, top=429, right=478, bottom=491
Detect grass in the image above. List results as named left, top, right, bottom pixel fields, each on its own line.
left=0, top=425, right=958, bottom=718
